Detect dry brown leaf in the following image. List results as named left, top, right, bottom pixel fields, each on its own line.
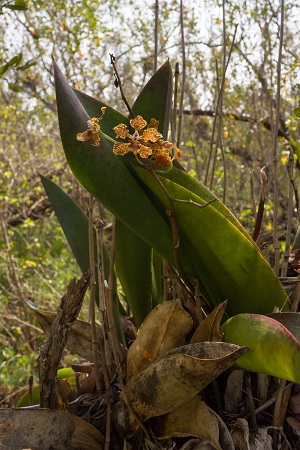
left=249, top=428, right=272, bottom=449
left=224, top=370, right=244, bottom=414
left=231, top=419, right=273, bottom=450
left=27, top=300, right=103, bottom=361
left=123, top=342, right=247, bottom=422
left=191, top=301, right=227, bottom=344
left=256, top=373, right=269, bottom=403
left=231, top=418, right=250, bottom=450
left=0, top=408, right=104, bottom=449
left=180, top=440, right=215, bottom=450
left=287, top=416, right=300, bottom=434
left=288, top=393, right=300, bottom=415
left=279, top=383, right=292, bottom=427
left=153, top=395, right=233, bottom=450
left=126, top=300, right=193, bottom=381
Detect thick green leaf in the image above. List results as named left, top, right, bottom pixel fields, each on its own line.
left=54, top=60, right=176, bottom=268
left=161, top=166, right=253, bottom=242
left=40, top=175, right=127, bottom=340
left=134, top=166, right=288, bottom=316
left=221, top=314, right=300, bottom=383
left=74, top=65, right=173, bottom=324
left=75, top=61, right=172, bottom=144
left=132, top=61, right=172, bottom=139
left=73, top=89, right=128, bottom=138
left=40, top=175, right=91, bottom=273
left=151, top=250, right=163, bottom=307
left=115, top=219, right=153, bottom=327
left=74, top=90, right=155, bottom=324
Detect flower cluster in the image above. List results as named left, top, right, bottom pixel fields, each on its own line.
left=76, top=110, right=180, bottom=170
left=76, top=107, right=106, bottom=146
left=113, top=115, right=180, bottom=169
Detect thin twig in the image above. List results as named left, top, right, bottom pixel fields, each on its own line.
left=242, top=383, right=293, bottom=421
left=292, top=273, right=300, bottom=312
left=106, top=217, right=124, bottom=382
left=272, top=379, right=286, bottom=449
left=252, top=167, right=267, bottom=242
left=250, top=172, right=257, bottom=221
left=176, top=0, right=186, bottom=147
left=205, top=25, right=238, bottom=186
left=272, top=0, right=285, bottom=276
left=154, top=0, right=159, bottom=73
left=0, top=313, right=42, bottom=333
left=110, top=53, right=134, bottom=119
left=107, top=218, right=152, bottom=440
left=171, top=62, right=180, bottom=144
left=194, top=279, right=203, bottom=323
left=282, top=148, right=294, bottom=276
left=218, top=0, right=228, bottom=203
left=245, top=373, right=257, bottom=429
left=209, top=59, right=221, bottom=190
left=104, top=397, right=114, bottom=450
left=28, top=375, right=33, bottom=406
left=163, top=261, right=170, bottom=301
left=0, top=212, right=25, bottom=304
left=88, top=195, right=102, bottom=395
left=95, top=205, right=111, bottom=392
left=209, top=55, right=228, bottom=203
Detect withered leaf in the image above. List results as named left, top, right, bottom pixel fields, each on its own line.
left=152, top=394, right=234, bottom=450
left=123, top=342, right=247, bottom=421
left=224, top=370, right=244, bottom=414
left=27, top=300, right=103, bottom=361
left=126, top=300, right=193, bottom=381
left=0, top=408, right=104, bottom=449
left=191, top=301, right=227, bottom=343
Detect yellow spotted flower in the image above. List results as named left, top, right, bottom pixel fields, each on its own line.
left=113, top=115, right=160, bottom=159
left=76, top=107, right=106, bottom=147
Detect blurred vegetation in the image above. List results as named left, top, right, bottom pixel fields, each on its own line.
left=1, top=0, right=300, bottom=403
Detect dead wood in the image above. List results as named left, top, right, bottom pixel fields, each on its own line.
left=38, top=272, right=90, bottom=409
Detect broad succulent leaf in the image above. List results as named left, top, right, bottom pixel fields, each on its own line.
left=222, top=314, right=300, bottom=383
left=134, top=166, right=289, bottom=316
